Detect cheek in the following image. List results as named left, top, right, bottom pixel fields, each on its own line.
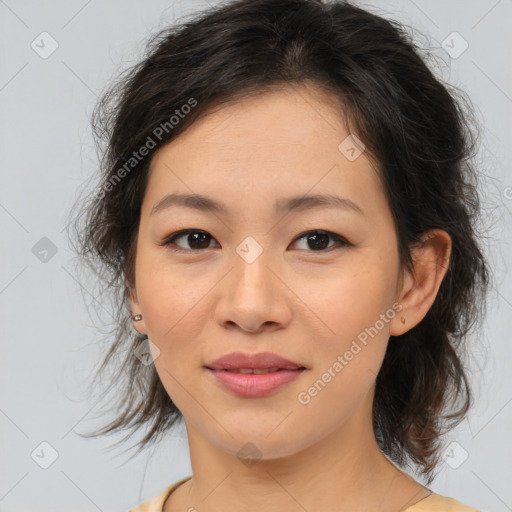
left=306, top=260, right=398, bottom=385
left=136, top=263, right=210, bottom=407
left=314, top=259, right=398, bottom=338
left=298, top=282, right=393, bottom=421
left=135, top=251, right=212, bottom=339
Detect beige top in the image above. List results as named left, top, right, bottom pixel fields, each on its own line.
left=129, top=476, right=481, bottom=512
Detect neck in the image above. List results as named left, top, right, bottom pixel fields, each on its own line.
left=167, top=401, right=429, bottom=512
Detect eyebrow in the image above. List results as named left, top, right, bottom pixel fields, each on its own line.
left=150, top=192, right=364, bottom=217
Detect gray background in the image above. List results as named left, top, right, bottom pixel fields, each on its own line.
left=1, top=1, right=511, bottom=511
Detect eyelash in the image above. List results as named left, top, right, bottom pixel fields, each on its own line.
left=159, top=229, right=352, bottom=253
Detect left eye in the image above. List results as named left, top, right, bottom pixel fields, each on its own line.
left=160, top=229, right=351, bottom=252
left=292, top=230, right=351, bottom=251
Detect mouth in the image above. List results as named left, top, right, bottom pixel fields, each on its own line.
left=203, top=351, right=307, bottom=397
left=206, top=367, right=306, bottom=374
left=204, top=351, right=306, bottom=371
left=205, top=366, right=306, bottom=397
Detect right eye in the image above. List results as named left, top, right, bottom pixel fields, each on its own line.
left=159, top=230, right=219, bottom=252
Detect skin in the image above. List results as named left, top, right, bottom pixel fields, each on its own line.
left=129, top=82, right=452, bottom=512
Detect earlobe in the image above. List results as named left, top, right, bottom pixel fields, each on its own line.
left=390, top=229, right=452, bottom=336
left=129, top=287, right=148, bottom=335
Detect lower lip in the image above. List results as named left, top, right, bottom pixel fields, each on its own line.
left=206, top=368, right=305, bottom=397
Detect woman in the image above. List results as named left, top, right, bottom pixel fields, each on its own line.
left=68, top=0, right=490, bottom=510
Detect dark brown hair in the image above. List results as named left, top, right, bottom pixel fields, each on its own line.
left=67, top=0, right=490, bottom=484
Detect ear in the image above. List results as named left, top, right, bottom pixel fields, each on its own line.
left=129, top=287, right=148, bottom=335
left=390, top=229, right=452, bottom=336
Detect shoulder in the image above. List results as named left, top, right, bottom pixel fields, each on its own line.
left=128, top=476, right=192, bottom=512
left=405, top=492, right=481, bottom=512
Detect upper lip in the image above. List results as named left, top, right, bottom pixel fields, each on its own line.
left=205, top=351, right=306, bottom=371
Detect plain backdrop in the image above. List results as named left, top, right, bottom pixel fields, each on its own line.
left=1, top=1, right=511, bottom=511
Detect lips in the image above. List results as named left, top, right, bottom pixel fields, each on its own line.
left=204, top=352, right=306, bottom=397
left=204, top=351, right=306, bottom=372
left=223, top=368, right=282, bottom=374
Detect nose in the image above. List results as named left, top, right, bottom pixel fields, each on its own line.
left=212, top=245, right=292, bottom=334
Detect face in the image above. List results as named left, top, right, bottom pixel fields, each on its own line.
left=129, top=83, right=405, bottom=460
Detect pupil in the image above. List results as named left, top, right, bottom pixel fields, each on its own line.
left=307, top=232, right=329, bottom=250
left=189, top=232, right=210, bottom=249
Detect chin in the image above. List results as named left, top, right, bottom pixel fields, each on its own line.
left=211, top=430, right=305, bottom=462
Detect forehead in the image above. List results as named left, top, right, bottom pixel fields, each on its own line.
left=155, top=83, right=350, bottom=162
left=143, top=83, right=386, bottom=219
